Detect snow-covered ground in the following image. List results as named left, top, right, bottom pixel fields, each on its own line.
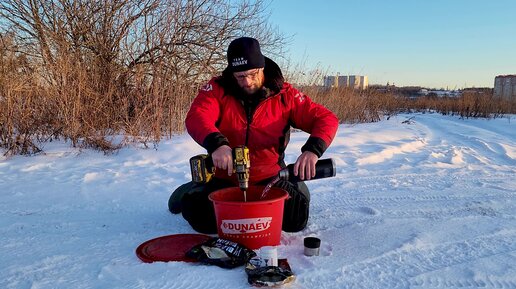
left=1, top=113, right=515, bottom=289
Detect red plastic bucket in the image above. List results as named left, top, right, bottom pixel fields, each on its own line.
left=208, top=186, right=288, bottom=249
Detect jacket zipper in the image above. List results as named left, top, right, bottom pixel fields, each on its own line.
left=243, top=91, right=278, bottom=147
left=245, top=105, right=252, bottom=146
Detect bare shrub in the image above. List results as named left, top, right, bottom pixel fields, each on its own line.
left=0, top=32, right=51, bottom=155
left=0, top=0, right=286, bottom=155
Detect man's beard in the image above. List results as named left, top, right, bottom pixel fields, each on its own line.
left=240, top=84, right=262, bottom=95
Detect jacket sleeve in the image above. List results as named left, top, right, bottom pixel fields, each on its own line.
left=185, top=80, right=230, bottom=154
left=287, top=86, right=339, bottom=157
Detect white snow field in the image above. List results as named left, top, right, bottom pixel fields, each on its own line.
left=1, top=113, right=515, bottom=289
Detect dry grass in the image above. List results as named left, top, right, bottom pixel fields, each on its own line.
left=408, top=91, right=515, bottom=118
left=2, top=49, right=514, bottom=157
left=301, top=87, right=388, bottom=123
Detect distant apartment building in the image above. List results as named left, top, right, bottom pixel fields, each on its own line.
left=494, top=75, right=516, bottom=100
left=324, top=76, right=337, bottom=88
left=324, top=75, right=368, bottom=89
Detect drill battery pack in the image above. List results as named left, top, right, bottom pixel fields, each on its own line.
left=189, top=154, right=215, bottom=183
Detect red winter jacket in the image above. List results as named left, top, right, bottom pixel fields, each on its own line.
left=185, top=58, right=338, bottom=185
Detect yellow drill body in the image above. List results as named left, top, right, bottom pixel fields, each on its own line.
left=232, top=146, right=250, bottom=192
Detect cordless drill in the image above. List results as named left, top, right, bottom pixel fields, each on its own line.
left=190, top=146, right=250, bottom=201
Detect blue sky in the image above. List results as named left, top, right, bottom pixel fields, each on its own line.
left=267, top=0, right=516, bottom=88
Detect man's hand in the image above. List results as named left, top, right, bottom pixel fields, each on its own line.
left=212, top=145, right=233, bottom=176
left=293, top=151, right=318, bottom=180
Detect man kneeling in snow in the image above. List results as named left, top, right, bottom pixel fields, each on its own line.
left=168, top=37, right=338, bottom=234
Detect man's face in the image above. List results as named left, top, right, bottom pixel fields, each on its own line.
left=233, top=68, right=265, bottom=95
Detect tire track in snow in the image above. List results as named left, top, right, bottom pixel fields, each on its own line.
left=410, top=276, right=516, bottom=288
left=329, top=171, right=515, bottom=196
left=310, top=190, right=515, bottom=226
left=314, top=190, right=515, bottom=208
left=310, top=168, right=514, bottom=222
left=299, top=230, right=516, bottom=289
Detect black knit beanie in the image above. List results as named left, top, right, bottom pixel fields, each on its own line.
left=227, top=37, right=265, bottom=72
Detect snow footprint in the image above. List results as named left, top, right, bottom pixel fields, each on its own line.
left=357, top=206, right=380, bottom=216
